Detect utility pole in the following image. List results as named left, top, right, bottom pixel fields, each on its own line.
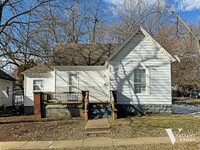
left=162, top=8, right=200, bottom=54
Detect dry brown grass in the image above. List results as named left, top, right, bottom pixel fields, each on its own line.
left=0, top=116, right=85, bottom=141
left=0, top=114, right=200, bottom=142
left=110, top=114, right=200, bottom=138
left=40, top=143, right=200, bottom=150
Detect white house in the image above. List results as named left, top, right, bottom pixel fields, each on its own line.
left=23, top=27, right=175, bottom=117
left=0, top=69, right=16, bottom=106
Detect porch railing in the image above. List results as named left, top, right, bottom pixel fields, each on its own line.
left=110, top=90, right=118, bottom=120
left=43, top=92, right=82, bottom=103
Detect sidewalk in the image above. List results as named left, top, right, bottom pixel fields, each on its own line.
left=0, top=137, right=200, bottom=149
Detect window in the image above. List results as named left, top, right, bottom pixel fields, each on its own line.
left=134, top=68, right=146, bottom=93
left=69, top=74, right=78, bottom=92
left=33, top=80, right=43, bottom=91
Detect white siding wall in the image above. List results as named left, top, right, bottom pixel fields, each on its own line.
left=0, top=79, right=13, bottom=106
left=55, top=70, right=109, bottom=102
left=109, top=32, right=172, bottom=105
left=24, top=72, right=55, bottom=106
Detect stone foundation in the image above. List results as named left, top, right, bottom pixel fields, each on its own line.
left=24, top=106, right=34, bottom=115
left=44, top=105, right=82, bottom=118
left=116, top=104, right=172, bottom=116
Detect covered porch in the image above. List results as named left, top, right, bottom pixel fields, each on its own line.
left=33, top=91, right=117, bottom=120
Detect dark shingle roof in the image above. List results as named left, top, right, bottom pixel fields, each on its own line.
left=23, top=43, right=118, bottom=74
left=54, top=43, right=118, bottom=66
left=0, top=69, right=16, bottom=81
left=22, top=63, right=54, bottom=74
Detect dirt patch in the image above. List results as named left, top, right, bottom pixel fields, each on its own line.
left=0, top=116, right=86, bottom=141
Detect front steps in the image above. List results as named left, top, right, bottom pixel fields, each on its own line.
left=85, top=118, right=111, bottom=137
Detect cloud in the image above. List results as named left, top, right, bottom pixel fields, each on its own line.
left=104, top=0, right=200, bottom=12
left=104, top=0, right=165, bottom=6
left=173, top=0, right=200, bottom=11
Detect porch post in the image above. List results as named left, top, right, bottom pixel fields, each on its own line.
left=34, top=92, right=43, bottom=119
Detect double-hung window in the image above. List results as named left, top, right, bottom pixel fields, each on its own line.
left=68, top=73, right=78, bottom=100
left=134, top=68, right=146, bottom=94
left=69, top=73, right=78, bottom=93
left=33, top=80, right=43, bottom=92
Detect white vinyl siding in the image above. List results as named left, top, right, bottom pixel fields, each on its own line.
left=24, top=72, right=55, bottom=106
left=55, top=69, right=109, bottom=102
left=109, top=31, right=172, bottom=105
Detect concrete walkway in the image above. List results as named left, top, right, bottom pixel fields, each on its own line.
left=0, top=137, right=200, bottom=149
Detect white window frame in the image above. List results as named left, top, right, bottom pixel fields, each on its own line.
left=68, top=73, right=78, bottom=93
left=33, top=80, right=44, bottom=92
left=134, top=67, right=146, bottom=94
left=133, top=64, right=150, bottom=95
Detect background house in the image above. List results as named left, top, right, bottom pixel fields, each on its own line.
left=23, top=27, right=175, bottom=117
left=0, top=69, right=16, bottom=106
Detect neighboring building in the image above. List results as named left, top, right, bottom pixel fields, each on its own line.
left=23, top=27, right=175, bottom=117
left=0, top=69, right=16, bottom=106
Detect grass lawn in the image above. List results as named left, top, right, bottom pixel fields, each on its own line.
left=0, top=116, right=86, bottom=141
left=48, top=143, right=200, bottom=150
left=109, top=114, right=200, bottom=138
left=0, top=114, right=200, bottom=142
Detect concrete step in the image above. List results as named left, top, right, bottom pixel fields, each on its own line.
left=85, top=119, right=111, bottom=137
left=85, top=130, right=111, bottom=137
left=85, top=130, right=111, bottom=134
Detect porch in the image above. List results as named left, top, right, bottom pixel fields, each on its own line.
left=33, top=91, right=118, bottom=120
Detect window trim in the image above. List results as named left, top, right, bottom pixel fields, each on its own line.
left=134, top=66, right=150, bottom=95
left=68, top=73, right=78, bottom=93
left=33, top=80, right=44, bottom=92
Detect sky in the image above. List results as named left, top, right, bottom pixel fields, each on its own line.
left=103, top=0, right=200, bottom=25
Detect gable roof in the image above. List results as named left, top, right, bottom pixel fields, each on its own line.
left=106, top=26, right=176, bottom=63
left=0, top=69, right=16, bottom=81
left=22, top=63, right=54, bottom=74
left=23, top=27, right=175, bottom=74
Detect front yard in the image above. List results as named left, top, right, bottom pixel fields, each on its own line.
left=0, top=114, right=200, bottom=141
left=110, top=114, right=200, bottom=138
left=0, top=116, right=85, bottom=141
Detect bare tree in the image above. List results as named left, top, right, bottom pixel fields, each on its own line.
left=0, top=0, right=53, bottom=71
